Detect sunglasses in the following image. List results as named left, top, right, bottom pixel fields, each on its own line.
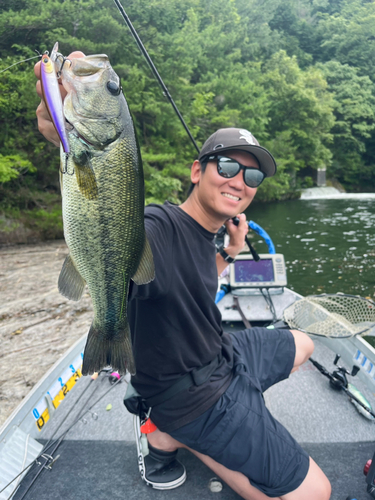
left=206, top=155, right=266, bottom=188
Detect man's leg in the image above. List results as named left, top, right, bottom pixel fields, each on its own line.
left=133, top=416, right=186, bottom=489
left=290, top=329, right=314, bottom=373
left=149, top=430, right=331, bottom=500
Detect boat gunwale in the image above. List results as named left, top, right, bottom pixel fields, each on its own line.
left=0, top=332, right=88, bottom=446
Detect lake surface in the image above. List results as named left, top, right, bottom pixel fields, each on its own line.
left=246, top=197, right=375, bottom=299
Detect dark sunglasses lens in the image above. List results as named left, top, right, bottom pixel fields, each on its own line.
left=217, top=157, right=240, bottom=178
left=244, top=168, right=265, bottom=187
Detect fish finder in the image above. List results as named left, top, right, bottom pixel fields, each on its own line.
left=229, top=254, right=287, bottom=289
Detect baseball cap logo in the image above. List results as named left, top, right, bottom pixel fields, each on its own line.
left=239, top=129, right=256, bottom=145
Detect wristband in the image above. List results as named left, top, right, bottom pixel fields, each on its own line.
left=219, top=247, right=235, bottom=263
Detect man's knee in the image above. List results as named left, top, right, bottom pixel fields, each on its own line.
left=290, top=329, right=314, bottom=370
left=283, top=457, right=331, bottom=500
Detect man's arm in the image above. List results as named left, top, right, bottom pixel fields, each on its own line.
left=216, top=213, right=248, bottom=276
left=34, top=51, right=85, bottom=146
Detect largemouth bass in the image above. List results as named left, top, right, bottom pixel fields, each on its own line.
left=58, top=54, right=154, bottom=375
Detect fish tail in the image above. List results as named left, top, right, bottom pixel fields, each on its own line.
left=82, top=322, right=135, bottom=376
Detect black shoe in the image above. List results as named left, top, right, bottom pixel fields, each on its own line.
left=133, top=415, right=187, bottom=490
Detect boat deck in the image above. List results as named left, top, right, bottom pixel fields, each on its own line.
left=10, top=333, right=375, bottom=500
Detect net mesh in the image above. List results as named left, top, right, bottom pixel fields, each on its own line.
left=283, top=294, right=375, bottom=338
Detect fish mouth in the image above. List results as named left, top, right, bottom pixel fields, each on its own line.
left=66, top=119, right=96, bottom=147
left=69, top=55, right=110, bottom=77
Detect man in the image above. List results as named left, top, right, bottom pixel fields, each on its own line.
left=35, top=53, right=331, bottom=500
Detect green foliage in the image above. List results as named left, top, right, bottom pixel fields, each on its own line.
left=144, top=169, right=182, bottom=205
left=25, top=206, right=64, bottom=240
left=317, top=61, right=375, bottom=189
left=1, top=0, right=375, bottom=240
left=316, top=0, right=375, bottom=80
left=262, top=51, right=334, bottom=170
left=0, top=154, right=35, bottom=183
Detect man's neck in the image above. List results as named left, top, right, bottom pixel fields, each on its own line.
left=179, top=196, right=224, bottom=233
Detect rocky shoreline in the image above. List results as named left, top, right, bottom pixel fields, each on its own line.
left=0, top=240, right=93, bottom=427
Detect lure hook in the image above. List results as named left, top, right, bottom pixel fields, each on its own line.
left=60, top=153, right=74, bottom=176
left=56, top=57, right=71, bottom=78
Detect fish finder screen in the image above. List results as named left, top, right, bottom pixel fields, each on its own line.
left=234, top=259, right=274, bottom=283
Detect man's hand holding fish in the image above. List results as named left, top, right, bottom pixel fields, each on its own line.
left=34, top=51, right=85, bottom=147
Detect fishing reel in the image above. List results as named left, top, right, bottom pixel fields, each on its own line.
left=329, top=354, right=360, bottom=391
left=215, top=217, right=260, bottom=261
left=215, top=224, right=227, bottom=251
left=309, top=355, right=375, bottom=420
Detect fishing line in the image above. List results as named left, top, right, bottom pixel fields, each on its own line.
left=0, top=54, right=42, bottom=74
left=2, top=372, right=125, bottom=500
left=112, top=0, right=200, bottom=154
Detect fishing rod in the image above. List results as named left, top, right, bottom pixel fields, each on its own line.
left=310, top=354, right=375, bottom=420
left=112, top=0, right=200, bottom=155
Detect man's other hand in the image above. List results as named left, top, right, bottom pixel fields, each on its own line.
left=224, top=213, right=248, bottom=257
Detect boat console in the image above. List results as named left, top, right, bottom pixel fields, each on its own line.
left=216, top=220, right=298, bottom=323
left=229, top=253, right=287, bottom=291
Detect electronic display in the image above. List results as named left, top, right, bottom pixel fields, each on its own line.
left=234, top=259, right=274, bottom=283
left=229, top=254, right=287, bottom=288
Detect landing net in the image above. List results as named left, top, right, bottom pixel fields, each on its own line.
left=283, top=294, right=375, bottom=338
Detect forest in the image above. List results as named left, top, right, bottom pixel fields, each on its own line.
left=1, top=0, right=375, bottom=240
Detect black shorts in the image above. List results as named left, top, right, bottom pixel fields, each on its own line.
left=169, top=328, right=310, bottom=497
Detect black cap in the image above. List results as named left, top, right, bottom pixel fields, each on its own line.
left=198, top=128, right=277, bottom=177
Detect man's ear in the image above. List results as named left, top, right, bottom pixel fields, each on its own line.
left=190, top=160, right=202, bottom=186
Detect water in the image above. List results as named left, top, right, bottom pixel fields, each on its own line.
left=246, top=198, right=375, bottom=298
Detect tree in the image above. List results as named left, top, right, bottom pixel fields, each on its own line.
left=318, top=60, right=375, bottom=189
left=261, top=51, right=334, bottom=182
left=316, top=0, right=375, bottom=81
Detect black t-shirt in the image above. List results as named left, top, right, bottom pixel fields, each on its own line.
left=128, top=202, right=234, bottom=432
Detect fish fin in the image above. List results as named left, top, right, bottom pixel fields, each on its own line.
left=74, top=155, right=99, bottom=200
left=59, top=145, right=64, bottom=194
left=82, top=322, right=135, bottom=376
left=59, top=168, right=63, bottom=194
left=58, top=254, right=86, bottom=301
left=132, top=236, right=155, bottom=285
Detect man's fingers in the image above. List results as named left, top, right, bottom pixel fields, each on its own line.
left=36, top=101, right=60, bottom=147
left=34, top=49, right=85, bottom=147
left=34, top=60, right=41, bottom=79
left=34, top=50, right=85, bottom=86
left=36, top=79, right=42, bottom=99
left=66, top=51, right=86, bottom=59
left=36, top=99, right=50, bottom=122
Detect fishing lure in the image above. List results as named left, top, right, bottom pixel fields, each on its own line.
left=40, top=42, right=70, bottom=154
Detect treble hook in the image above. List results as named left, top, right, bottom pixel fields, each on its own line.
left=60, top=153, right=75, bottom=175
left=56, top=57, right=72, bottom=78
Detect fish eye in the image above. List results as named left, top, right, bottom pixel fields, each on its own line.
left=107, top=80, right=121, bottom=96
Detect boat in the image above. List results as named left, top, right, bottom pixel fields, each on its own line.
left=1, top=224, right=375, bottom=500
